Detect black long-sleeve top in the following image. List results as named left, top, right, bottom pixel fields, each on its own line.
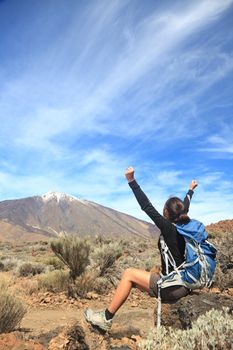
left=129, top=180, right=193, bottom=274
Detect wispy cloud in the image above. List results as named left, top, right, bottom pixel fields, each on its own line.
left=0, top=0, right=232, bottom=225
left=2, top=0, right=233, bottom=148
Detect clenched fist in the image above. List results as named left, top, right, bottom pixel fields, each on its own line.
left=125, top=167, right=135, bottom=183
left=189, top=179, right=198, bottom=191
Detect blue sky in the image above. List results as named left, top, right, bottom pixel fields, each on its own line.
left=0, top=0, right=233, bottom=225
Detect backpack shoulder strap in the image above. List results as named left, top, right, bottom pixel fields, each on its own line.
left=159, top=235, right=183, bottom=275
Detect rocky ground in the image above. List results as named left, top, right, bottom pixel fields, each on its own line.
left=0, top=287, right=156, bottom=349
left=0, top=222, right=232, bottom=349
left=0, top=285, right=232, bottom=349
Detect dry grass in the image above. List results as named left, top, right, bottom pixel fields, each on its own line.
left=0, top=279, right=27, bottom=333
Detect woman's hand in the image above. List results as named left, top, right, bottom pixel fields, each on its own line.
left=189, top=179, right=198, bottom=191
left=125, top=167, right=135, bottom=183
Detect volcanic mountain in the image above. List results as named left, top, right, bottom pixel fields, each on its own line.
left=0, top=192, right=159, bottom=242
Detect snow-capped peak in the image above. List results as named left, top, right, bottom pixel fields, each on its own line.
left=42, top=191, right=80, bottom=203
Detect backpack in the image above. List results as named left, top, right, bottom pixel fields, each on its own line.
left=156, top=219, right=217, bottom=328
left=175, top=219, right=217, bottom=289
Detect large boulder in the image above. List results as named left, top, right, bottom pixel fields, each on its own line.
left=48, top=320, right=140, bottom=350
left=155, top=291, right=233, bottom=329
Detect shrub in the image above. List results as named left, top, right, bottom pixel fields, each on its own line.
left=1, top=257, right=20, bottom=271
left=51, top=235, right=90, bottom=282
left=73, top=270, right=97, bottom=298
left=38, top=270, right=69, bottom=292
left=211, top=233, right=233, bottom=290
left=43, top=256, right=65, bottom=270
left=0, top=277, right=9, bottom=293
left=19, top=279, right=39, bottom=296
left=144, top=258, right=157, bottom=272
left=212, top=264, right=233, bottom=291
left=138, top=308, right=233, bottom=350
left=137, top=240, right=149, bottom=252
left=17, top=262, right=45, bottom=277
left=0, top=261, right=5, bottom=271
left=93, top=276, right=112, bottom=294
left=32, top=242, right=48, bottom=252
left=92, top=242, right=123, bottom=277
left=0, top=291, right=27, bottom=333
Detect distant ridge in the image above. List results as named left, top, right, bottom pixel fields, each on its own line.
left=206, top=219, right=233, bottom=235
left=0, top=192, right=159, bottom=242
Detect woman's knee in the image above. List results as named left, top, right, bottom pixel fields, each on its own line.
left=121, top=268, right=135, bottom=281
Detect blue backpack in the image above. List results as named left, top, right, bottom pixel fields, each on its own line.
left=156, top=219, right=217, bottom=328
left=160, top=219, right=217, bottom=289
left=176, top=219, right=217, bottom=288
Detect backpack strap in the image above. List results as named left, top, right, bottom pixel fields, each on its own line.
left=160, top=235, right=182, bottom=276
left=156, top=235, right=185, bottom=329
left=157, top=279, right=162, bottom=329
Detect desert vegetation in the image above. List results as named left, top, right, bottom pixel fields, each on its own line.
left=0, top=234, right=156, bottom=301
left=0, top=229, right=232, bottom=348
left=0, top=278, right=26, bottom=334
left=211, top=233, right=233, bottom=291
left=139, top=308, right=233, bottom=350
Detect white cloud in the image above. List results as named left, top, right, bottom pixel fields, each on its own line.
left=1, top=0, right=233, bottom=150
left=199, top=123, right=233, bottom=157
left=0, top=0, right=232, bottom=226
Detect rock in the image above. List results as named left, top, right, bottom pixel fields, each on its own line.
left=110, top=347, right=132, bottom=350
left=33, top=327, right=62, bottom=348
left=86, top=292, right=99, bottom=300
left=110, top=325, right=140, bottom=340
left=44, top=297, right=51, bottom=303
left=131, top=335, right=141, bottom=342
left=48, top=323, right=88, bottom=350
left=210, top=287, right=221, bottom=294
left=0, top=333, right=46, bottom=350
left=130, top=302, right=138, bottom=308
left=48, top=321, right=109, bottom=350
left=154, top=291, right=233, bottom=329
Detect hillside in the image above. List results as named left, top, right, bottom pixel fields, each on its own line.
left=206, top=219, right=233, bottom=235
left=0, top=192, right=159, bottom=242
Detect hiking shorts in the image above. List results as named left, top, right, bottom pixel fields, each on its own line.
left=148, top=272, right=190, bottom=301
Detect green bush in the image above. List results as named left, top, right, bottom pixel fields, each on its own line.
left=92, top=242, right=123, bottom=277
left=51, top=235, right=90, bottom=281
left=144, top=258, right=156, bottom=272
left=138, top=308, right=233, bottom=350
left=93, top=276, right=112, bottom=294
left=1, top=257, right=20, bottom=271
left=38, top=270, right=69, bottom=292
left=74, top=270, right=97, bottom=298
left=43, top=256, right=65, bottom=270
left=17, top=262, right=45, bottom=277
left=0, top=291, right=27, bottom=333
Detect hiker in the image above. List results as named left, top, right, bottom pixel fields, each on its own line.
left=85, top=167, right=216, bottom=331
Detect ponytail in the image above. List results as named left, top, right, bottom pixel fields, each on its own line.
left=174, top=213, right=190, bottom=224
left=164, top=197, right=190, bottom=224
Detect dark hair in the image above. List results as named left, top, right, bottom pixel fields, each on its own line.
left=164, top=197, right=190, bottom=224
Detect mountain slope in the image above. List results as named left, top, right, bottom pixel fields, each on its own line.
left=0, top=192, right=159, bottom=242
left=206, top=219, right=233, bottom=235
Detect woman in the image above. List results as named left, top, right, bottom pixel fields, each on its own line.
left=85, top=167, right=198, bottom=331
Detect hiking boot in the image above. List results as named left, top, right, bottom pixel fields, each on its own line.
left=84, top=308, right=112, bottom=331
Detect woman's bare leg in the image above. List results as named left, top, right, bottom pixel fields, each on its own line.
left=107, top=268, right=152, bottom=314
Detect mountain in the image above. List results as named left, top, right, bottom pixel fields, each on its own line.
left=0, top=192, right=159, bottom=242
